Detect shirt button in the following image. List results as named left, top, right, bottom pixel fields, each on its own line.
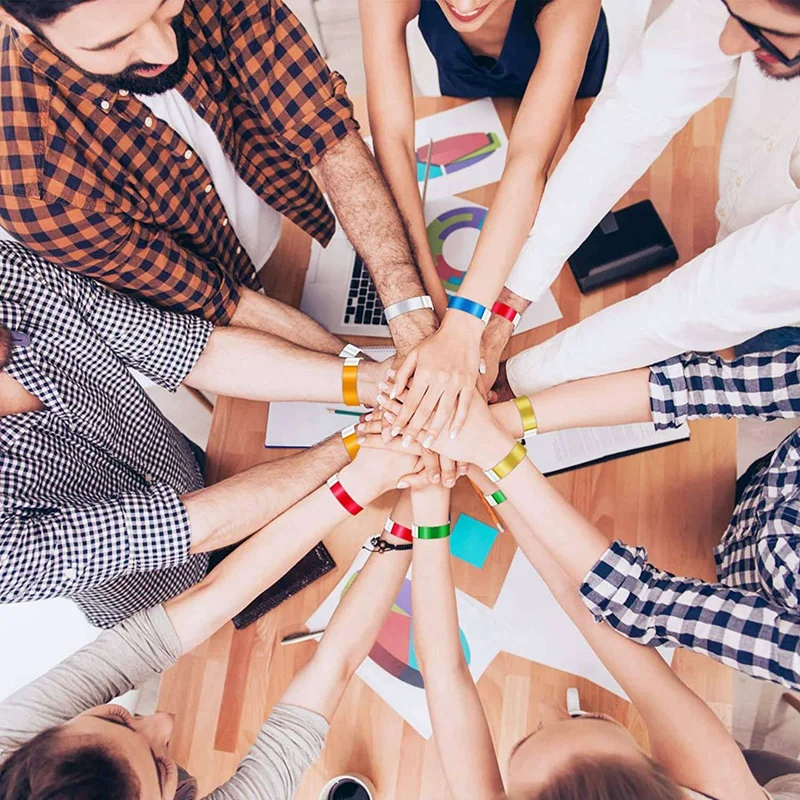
left=205, top=183, right=213, bottom=194
left=118, top=89, right=129, bottom=97
left=184, top=149, right=193, bottom=160
left=145, top=116, right=154, bottom=128
left=65, top=566, right=77, bottom=580
left=144, top=473, right=154, bottom=485
left=223, top=217, right=229, bottom=227
left=100, top=99, right=111, bottom=111
left=236, top=246, right=242, bottom=255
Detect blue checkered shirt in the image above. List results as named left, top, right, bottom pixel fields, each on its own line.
left=0, top=243, right=212, bottom=627
left=581, top=349, right=800, bottom=688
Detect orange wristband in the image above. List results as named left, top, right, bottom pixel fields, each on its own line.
left=342, top=357, right=361, bottom=407
left=341, top=424, right=360, bottom=461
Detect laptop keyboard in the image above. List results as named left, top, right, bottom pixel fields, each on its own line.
left=344, top=255, right=386, bottom=326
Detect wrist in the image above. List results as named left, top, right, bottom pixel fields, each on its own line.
left=388, top=308, right=438, bottom=353
left=475, top=430, right=518, bottom=472
left=483, top=315, right=513, bottom=353
left=442, top=308, right=486, bottom=340
left=338, top=461, right=380, bottom=507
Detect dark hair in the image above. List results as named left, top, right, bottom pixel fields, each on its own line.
left=531, top=755, right=685, bottom=800
left=0, top=0, right=93, bottom=29
left=0, top=327, right=11, bottom=371
left=0, top=727, right=140, bottom=800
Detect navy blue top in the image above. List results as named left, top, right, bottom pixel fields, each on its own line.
left=417, top=0, right=609, bottom=99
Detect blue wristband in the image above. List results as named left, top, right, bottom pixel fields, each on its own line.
left=447, top=296, right=491, bottom=325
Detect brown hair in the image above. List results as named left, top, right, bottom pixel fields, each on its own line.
left=530, top=755, right=686, bottom=800
left=0, top=727, right=140, bottom=800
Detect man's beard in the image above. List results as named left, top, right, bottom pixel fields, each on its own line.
left=0, top=327, right=12, bottom=371
left=82, top=16, right=190, bottom=96
left=754, top=52, right=800, bottom=82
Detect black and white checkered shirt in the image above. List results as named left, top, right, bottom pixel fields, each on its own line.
left=581, top=348, right=800, bottom=689
left=0, top=243, right=213, bottom=628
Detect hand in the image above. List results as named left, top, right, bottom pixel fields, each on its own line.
left=390, top=313, right=484, bottom=446
left=357, top=356, right=394, bottom=408
left=346, top=436, right=424, bottom=497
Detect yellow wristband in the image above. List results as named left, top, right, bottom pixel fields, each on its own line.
left=341, top=424, right=360, bottom=461
left=342, top=357, right=361, bottom=407
left=513, top=396, right=538, bottom=436
left=485, top=441, right=527, bottom=483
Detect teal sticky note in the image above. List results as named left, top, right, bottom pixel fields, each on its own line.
left=450, top=513, right=499, bottom=569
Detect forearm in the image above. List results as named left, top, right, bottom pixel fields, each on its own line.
left=374, top=135, right=449, bottom=319
left=281, top=494, right=414, bottom=720
left=230, top=287, right=345, bottom=354
left=316, top=131, right=438, bottom=351
left=168, top=458, right=384, bottom=652
left=490, top=368, right=652, bottom=436
left=184, top=436, right=349, bottom=553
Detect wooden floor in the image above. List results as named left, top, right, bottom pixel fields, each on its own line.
left=158, top=97, right=737, bottom=799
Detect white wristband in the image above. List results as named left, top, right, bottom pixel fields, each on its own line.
left=383, top=295, right=434, bottom=322
left=338, top=344, right=363, bottom=358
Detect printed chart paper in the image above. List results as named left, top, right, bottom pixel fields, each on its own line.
left=491, top=551, right=674, bottom=702
left=306, top=546, right=503, bottom=738
left=365, top=98, right=509, bottom=200
left=424, top=195, right=561, bottom=334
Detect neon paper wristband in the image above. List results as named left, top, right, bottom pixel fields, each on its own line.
left=491, top=301, right=521, bottom=330
left=342, top=357, right=361, bottom=407
left=447, top=296, right=491, bottom=326
left=341, top=424, right=360, bottom=461
left=384, top=517, right=414, bottom=543
left=485, top=489, right=507, bottom=507
left=327, top=474, right=363, bottom=516
left=412, top=522, right=451, bottom=540
left=513, top=396, right=538, bottom=436
left=484, top=441, right=527, bottom=483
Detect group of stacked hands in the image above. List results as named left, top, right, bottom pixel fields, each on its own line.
left=0, top=0, right=799, bottom=798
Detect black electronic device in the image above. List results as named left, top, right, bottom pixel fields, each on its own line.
left=568, top=200, right=678, bottom=293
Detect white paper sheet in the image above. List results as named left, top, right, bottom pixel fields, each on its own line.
left=527, top=421, right=690, bottom=476
left=423, top=195, right=561, bottom=334
left=491, top=551, right=674, bottom=702
left=306, top=545, right=503, bottom=739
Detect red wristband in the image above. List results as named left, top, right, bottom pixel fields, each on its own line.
left=327, top=474, right=363, bottom=516
left=383, top=517, right=413, bottom=543
left=491, top=301, right=521, bottom=329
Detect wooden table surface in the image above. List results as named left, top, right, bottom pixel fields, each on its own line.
left=158, top=96, right=737, bottom=799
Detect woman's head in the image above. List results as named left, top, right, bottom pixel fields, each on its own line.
left=506, top=706, right=683, bottom=800
left=0, top=704, right=178, bottom=800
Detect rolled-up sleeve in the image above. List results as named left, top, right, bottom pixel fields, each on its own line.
left=649, top=348, right=800, bottom=429
left=227, top=0, right=358, bottom=169
left=581, top=540, right=800, bottom=689
left=0, top=485, right=192, bottom=604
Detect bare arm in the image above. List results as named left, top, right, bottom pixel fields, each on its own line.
left=280, top=492, right=415, bottom=719
left=183, top=324, right=388, bottom=405
left=230, top=287, right=346, bottom=354
left=468, top=467, right=763, bottom=800
left=313, top=131, right=438, bottom=355
left=167, top=445, right=419, bottom=651
left=410, top=485, right=506, bottom=799
left=359, top=0, right=448, bottom=319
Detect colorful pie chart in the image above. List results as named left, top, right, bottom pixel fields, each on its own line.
left=426, top=206, right=488, bottom=293
left=416, top=131, right=502, bottom=181
left=342, top=575, right=471, bottom=689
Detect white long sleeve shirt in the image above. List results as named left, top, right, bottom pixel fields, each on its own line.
left=505, top=0, right=800, bottom=394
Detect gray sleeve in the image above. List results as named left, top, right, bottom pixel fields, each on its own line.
left=0, top=605, right=181, bottom=764
left=205, top=704, right=330, bottom=800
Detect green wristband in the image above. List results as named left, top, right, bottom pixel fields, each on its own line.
left=412, top=523, right=451, bottom=540
left=486, top=489, right=507, bottom=507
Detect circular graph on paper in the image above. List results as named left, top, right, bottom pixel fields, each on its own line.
left=426, top=207, right=488, bottom=294
left=342, top=574, right=471, bottom=689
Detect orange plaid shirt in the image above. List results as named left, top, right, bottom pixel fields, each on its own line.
left=0, top=0, right=358, bottom=323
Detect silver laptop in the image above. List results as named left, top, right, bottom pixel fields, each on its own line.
left=300, top=230, right=391, bottom=337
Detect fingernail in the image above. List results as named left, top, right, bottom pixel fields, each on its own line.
left=397, top=481, right=409, bottom=489
left=445, top=478, right=455, bottom=488
left=479, top=359, right=486, bottom=375
left=384, top=412, right=396, bottom=423
left=365, top=413, right=373, bottom=421
left=390, top=389, right=396, bottom=400
left=432, top=473, right=441, bottom=483
left=391, top=427, right=401, bottom=437
left=357, top=423, right=365, bottom=431
left=377, top=395, right=387, bottom=406
left=402, top=435, right=412, bottom=448
left=450, top=429, right=458, bottom=439
left=379, top=382, right=389, bottom=392
left=387, top=369, right=396, bottom=378
left=458, top=465, right=468, bottom=474
left=423, top=435, right=434, bottom=449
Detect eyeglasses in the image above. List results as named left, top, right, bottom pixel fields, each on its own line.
left=721, top=0, right=800, bottom=68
